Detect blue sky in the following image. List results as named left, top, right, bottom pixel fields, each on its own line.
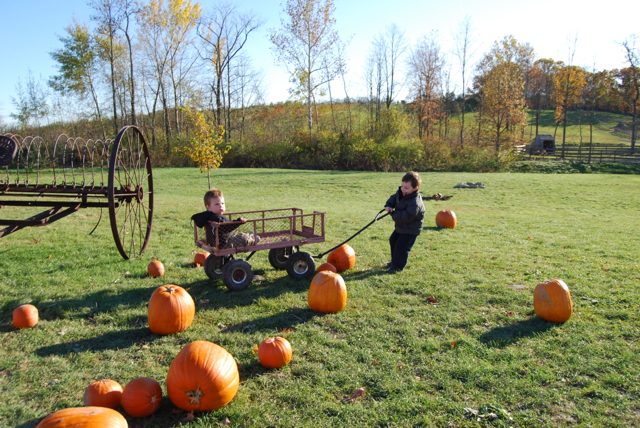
left=1, top=0, right=637, bottom=124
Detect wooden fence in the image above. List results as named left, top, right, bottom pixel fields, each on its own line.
left=518, top=144, right=640, bottom=164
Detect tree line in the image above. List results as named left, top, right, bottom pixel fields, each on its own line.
left=6, top=0, right=640, bottom=171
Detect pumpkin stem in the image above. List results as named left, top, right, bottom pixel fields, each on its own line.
left=186, top=385, right=205, bottom=405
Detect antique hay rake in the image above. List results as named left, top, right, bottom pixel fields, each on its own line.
left=0, top=126, right=153, bottom=259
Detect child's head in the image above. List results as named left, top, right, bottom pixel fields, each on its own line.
left=204, top=188, right=225, bottom=215
left=401, top=171, right=421, bottom=196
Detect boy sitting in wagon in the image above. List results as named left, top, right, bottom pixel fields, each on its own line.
left=191, top=188, right=258, bottom=248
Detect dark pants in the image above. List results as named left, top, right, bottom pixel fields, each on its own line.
left=389, top=231, right=418, bottom=270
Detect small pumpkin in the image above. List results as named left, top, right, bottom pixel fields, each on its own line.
left=148, top=284, right=195, bottom=335
left=258, top=337, right=292, bottom=369
left=533, top=279, right=573, bottom=323
left=83, top=379, right=123, bottom=409
left=121, top=377, right=162, bottom=417
left=166, top=340, right=239, bottom=412
left=36, top=406, right=127, bottom=428
left=147, top=260, right=165, bottom=278
left=316, top=263, right=337, bottom=273
left=435, top=210, right=457, bottom=229
left=194, top=251, right=210, bottom=267
left=308, top=271, right=347, bottom=313
left=13, top=304, right=39, bottom=329
left=326, top=244, right=356, bottom=272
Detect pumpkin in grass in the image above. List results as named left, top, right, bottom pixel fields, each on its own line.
left=435, top=210, right=457, bottom=229
left=147, top=260, right=165, bottom=278
left=148, top=284, right=195, bottom=335
left=36, top=406, right=127, bottom=428
left=308, top=271, right=347, bottom=313
left=316, top=262, right=337, bottom=273
left=83, top=379, right=123, bottom=409
left=13, top=304, right=38, bottom=329
left=258, top=337, right=292, bottom=369
left=533, top=279, right=573, bottom=323
left=166, top=341, right=239, bottom=412
left=194, top=251, right=210, bottom=267
left=326, top=244, right=356, bottom=272
left=121, top=377, right=162, bottom=417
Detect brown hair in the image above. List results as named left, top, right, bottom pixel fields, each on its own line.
left=204, top=188, right=223, bottom=206
left=402, top=171, right=421, bottom=189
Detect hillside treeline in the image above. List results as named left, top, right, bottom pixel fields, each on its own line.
left=4, top=1, right=639, bottom=171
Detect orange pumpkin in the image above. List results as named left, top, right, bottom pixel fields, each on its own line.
left=147, top=260, right=165, bottom=278
left=258, top=337, right=293, bottom=369
left=121, top=377, right=162, bottom=417
left=435, top=210, right=457, bottom=229
left=533, top=279, right=573, bottom=323
left=36, top=406, right=127, bottom=428
left=148, top=284, right=195, bottom=335
left=13, top=304, right=39, bottom=329
left=166, top=341, right=239, bottom=412
left=326, top=244, right=356, bottom=272
left=83, top=379, right=123, bottom=409
left=308, top=271, right=347, bottom=313
left=316, top=263, right=337, bottom=273
left=194, top=251, right=210, bottom=267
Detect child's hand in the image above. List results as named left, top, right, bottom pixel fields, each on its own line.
left=385, top=207, right=393, bottom=213
left=239, top=218, right=247, bottom=224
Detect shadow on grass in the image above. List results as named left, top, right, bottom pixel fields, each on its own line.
left=35, top=327, right=159, bottom=357
left=478, top=317, right=556, bottom=348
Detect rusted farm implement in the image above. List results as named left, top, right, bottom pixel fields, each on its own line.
left=0, top=126, right=153, bottom=259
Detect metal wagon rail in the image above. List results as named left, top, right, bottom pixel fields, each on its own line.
left=0, top=126, right=153, bottom=259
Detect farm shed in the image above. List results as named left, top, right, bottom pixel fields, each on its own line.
left=530, top=134, right=555, bottom=154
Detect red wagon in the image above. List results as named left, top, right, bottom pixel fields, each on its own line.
left=194, top=207, right=326, bottom=290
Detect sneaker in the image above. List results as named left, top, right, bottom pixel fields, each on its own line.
left=386, top=262, right=393, bottom=268
left=386, top=267, right=403, bottom=274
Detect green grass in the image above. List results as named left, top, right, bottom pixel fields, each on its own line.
left=1, top=168, right=639, bottom=427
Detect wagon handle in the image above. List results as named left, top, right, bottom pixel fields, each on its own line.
left=313, top=209, right=389, bottom=259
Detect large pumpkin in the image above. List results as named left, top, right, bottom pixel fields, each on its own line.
left=316, top=263, right=337, bottom=273
left=166, top=341, right=239, bottom=412
left=435, top=210, right=457, bottom=229
left=36, top=407, right=127, bottom=428
left=326, top=244, right=356, bottom=272
left=258, top=337, right=292, bottom=369
left=147, top=261, right=165, bottom=278
left=83, top=379, right=123, bottom=409
left=533, top=279, right=573, bottom=323
left=308, top=271, right=347, bottom=313
left=194, top=251, right=210, bottom=267
left=13, top=304, right=39, bottom=329
left=148, top=284, right=195, bottom=335
left=121, top=377, right=162, bottom=417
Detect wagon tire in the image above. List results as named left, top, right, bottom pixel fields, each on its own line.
left=222, top=259, right=253, bottom=291
left=268, top=246, right=295, bottom=270
left=286, top=252, right=315, bottom=280
left=204, top=255, right=226, bottom=281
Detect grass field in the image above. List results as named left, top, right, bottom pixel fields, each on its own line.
left=1, top=168, right=639, bottom=427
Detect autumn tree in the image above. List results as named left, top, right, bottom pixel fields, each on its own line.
left=452, top=15, right=477, bottom=146
left=196, top=2, right=262, bottom=136
left=527, top=58, right=558, bottom=137
left=621, top=36, right=639, bottom=151
left=270, top=0, right=344, bottom=132
left=475, top=36, right=532, bottom=152
left=406, top=32, right=444, bottom=138
left=553, top=64, right=587, bottom=153
left=49, top=20, right=107, bottom=139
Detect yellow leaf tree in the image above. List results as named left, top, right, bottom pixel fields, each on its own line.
left=175, top=108, right=229, bottom=188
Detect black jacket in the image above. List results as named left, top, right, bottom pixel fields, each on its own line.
left=191, top=211, right=242, bottom=247
left=385, top=188, right=425, bottom=235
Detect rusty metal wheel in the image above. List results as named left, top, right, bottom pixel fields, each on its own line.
left=108, top=126, right=154, bottom=259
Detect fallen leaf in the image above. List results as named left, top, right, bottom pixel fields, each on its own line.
left=252, top=344, right=259, bottom=354
left=451, top=341, right=457, bottom=347
left=47, top=254, right=52, bottom=259
left=182, top=411, right=194, bottom=422
left=171, top=408, right=183, bottom=414
left=427, top=296, right=438, bottom=303
left=198, top=299, right=210, bottom=304
left=372, top=360, right=379, bottom=365
left=282, top=328, right=292, bottom=334
left=343, top=387, right=366, bottom=403
left=221, top=417, right=231, bottom=425
left=527, top=236, right=531, bottom=240
left=503, top=311, right=515, bottom=316
left=397, top=365, right=404, bottom=370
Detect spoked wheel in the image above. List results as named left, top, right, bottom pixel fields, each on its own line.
left=222, top=259, right=254, bottom=291
left=286, top=252, right=316, bottom=280
left=268, top=246, right=296, bottom=270
left=108, top=126, right=154, bottom=260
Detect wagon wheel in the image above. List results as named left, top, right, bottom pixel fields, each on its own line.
left=108, top=126, right=154, bottom=259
